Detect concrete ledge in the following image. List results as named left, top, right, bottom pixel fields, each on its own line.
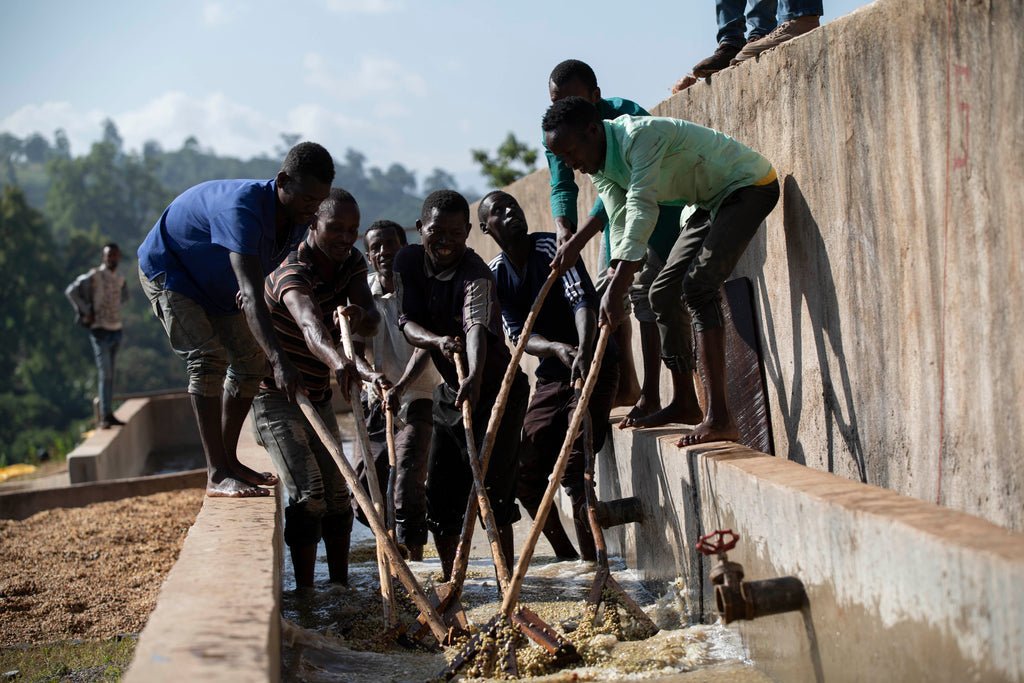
left=68, top=393, right=200, bottom=483
left=591, top=414, right=1024, bottom=681
left=0, top=468, right=206, bottom=521
left=126, top=422, right=281, bottom=683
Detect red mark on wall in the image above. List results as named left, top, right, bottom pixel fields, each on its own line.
left=952, top=64, right=970, bottom=170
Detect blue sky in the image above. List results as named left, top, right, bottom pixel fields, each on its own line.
left=1, top=0, right=870, bottom=193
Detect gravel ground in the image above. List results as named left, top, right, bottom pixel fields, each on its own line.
left=0, top=489, right=204, bottom=647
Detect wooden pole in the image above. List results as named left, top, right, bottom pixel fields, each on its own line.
left=336, top=309, right=396, bottom=626
left=500, top=325, right=612, bottom=616
left=447, top=269, right=560, bottom=593
left=453, top=351, right=512, bottom=593
left=384, top=407, right=398, bottom=542
left=296, top=393, right=449, bottom=642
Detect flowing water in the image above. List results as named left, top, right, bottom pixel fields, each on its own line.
left=280, top=516, right=767, bottom=682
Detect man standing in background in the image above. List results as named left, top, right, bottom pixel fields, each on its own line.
left=65, top=243, right=128, bottom=429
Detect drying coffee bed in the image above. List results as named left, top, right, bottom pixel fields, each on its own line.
left=0, top=488, right=204, bottom=647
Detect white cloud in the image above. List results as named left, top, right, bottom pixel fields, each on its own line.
left=201, top=1, right=230, bottom=27
left=324, top=0, right=403, bottom=14
left=1, top=92, right=414, bottom=171
left=0, top=102, right=108, bottom=155
left=304, top=52, right=427, bottom=99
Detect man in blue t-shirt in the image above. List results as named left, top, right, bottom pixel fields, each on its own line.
left=481, top=190, right=619, bottom=562
left=138, top=141, right=334, bottom=498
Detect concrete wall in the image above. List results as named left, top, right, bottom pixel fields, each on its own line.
left=594, top=412, right=1024, bottom=682
left=469, top=0, right=1024, bottom=531
left=67, top=393, right=200, bottom=483
left=126, top=421, right=281, bottom=682
left=0, top=468, right=205, bottom=521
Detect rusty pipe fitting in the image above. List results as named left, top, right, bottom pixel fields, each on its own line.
left=698, top=529, right=808, bottom=625
left=594, top=496, right=644, bottom=528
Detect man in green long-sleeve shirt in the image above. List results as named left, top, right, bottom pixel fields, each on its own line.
left=543, top=96, right=779, bottom=447
left=544, top=59, right=683, bottom=427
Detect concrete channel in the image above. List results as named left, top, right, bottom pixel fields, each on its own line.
left=21, top=0, right=1024, bottom=679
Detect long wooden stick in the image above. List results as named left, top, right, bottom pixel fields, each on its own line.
left=384, top=408, right=398, bottom=542
left=446, top=269, right=560, bottom=593
left=337, top=309, right=395, bottom=626
left=500, top=325, right=612, bottom=616
left=296, top=393, right=449, bottom=642
left=453, top=351, right=512, bottom=593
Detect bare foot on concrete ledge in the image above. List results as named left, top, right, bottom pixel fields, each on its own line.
left=671, top=74, right=698, bottom=94
left=206, top=476, right=271, bottom=498
left=624, top=400, right=703, bottom=430
left=232, top=463, right=279, bottom=488
left=675, top=420, right=738, bottom=448
left=618, top=394, right=661, bottom=429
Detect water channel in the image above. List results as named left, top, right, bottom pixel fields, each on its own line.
left=279, top=498, right=767, bottom=682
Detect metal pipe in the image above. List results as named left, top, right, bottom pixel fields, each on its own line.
left=742, top=577, right=808, bottom=619
left=594, top=496, right=645, bottom=528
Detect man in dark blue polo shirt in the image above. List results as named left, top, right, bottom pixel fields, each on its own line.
left=138, top=142, right=334, bottom=498
left=481, top=190, right=619, bottom=562
left=393, top=190, right=528, bottom=580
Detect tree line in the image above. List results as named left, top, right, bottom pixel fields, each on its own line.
left=0, top=122, right=470, bottom=465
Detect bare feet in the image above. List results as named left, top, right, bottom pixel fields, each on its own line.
left=625, top=401, right=703, bottom=430
left=618, top=394, right=661, bottom=429
left=675, top=419, right=738, bottom=448
left=206, top=476, right=271, bottom=498
left=232, top=463, right=279, bottom=488
left=671, top=74, right=698, bottom=94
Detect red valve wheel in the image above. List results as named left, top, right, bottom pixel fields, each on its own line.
left=696, top=529, right=739, bottom=555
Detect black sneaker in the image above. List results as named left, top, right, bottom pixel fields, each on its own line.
left=692, top=41, right=745, bottom=78
left=104, top=414, right=126, bottom=427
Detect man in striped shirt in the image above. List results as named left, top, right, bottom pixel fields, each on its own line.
left=252, top=188, right=380, bottom=589
left=482, top=190, right=619, bottom=561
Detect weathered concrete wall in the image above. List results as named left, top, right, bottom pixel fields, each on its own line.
left=126, top=420, right=281, bottom=682
left=471, top=0, right=1024, bottom=530
left=594, top=410, right=1024, bottom=682
left=67, top=393, right=200, bottom=483
left=0, top=468, right=205, bottom=521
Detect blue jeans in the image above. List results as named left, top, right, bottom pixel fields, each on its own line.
left=716, top=0, right=823, bottom=45
left=89, top=328, right=122, bottom=418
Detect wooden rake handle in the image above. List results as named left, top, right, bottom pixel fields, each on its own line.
left=448, top=268, right=560, bottom=590
left=501, top=324, right=613, bottom=616
left=296, top=393, right=448, bottom=642
left=337, top=309, right=395, bottom=625
left=453, top=350, right=512, bottom=593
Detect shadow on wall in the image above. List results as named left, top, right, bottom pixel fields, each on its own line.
left=752, top=175, right=867, bottom=483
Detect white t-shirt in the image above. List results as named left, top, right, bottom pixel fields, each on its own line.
left=365, top=272, right=439, bottom=415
